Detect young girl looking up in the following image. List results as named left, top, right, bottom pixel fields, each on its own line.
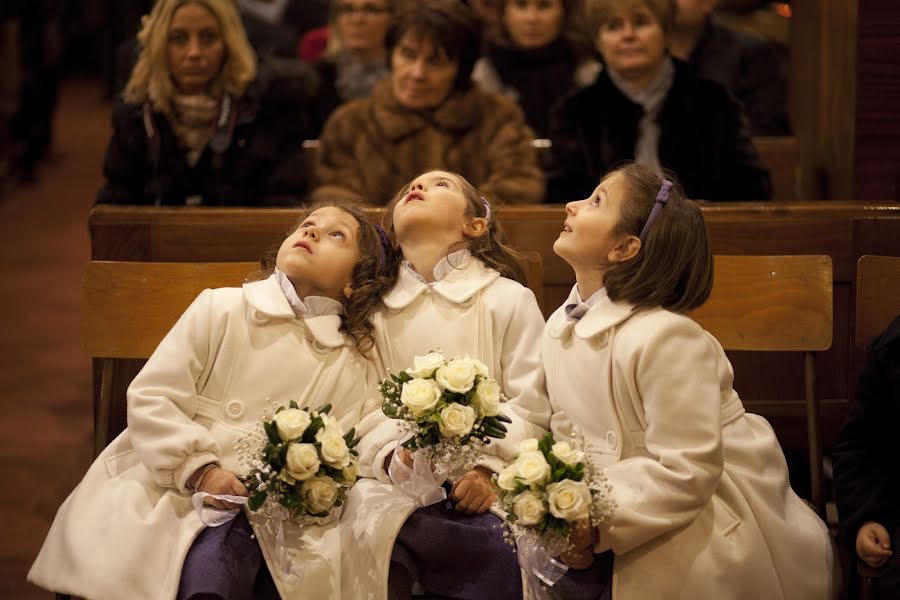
left=542, top=163, right=835, bottom=599
left=29, top=202, right=396, bottom=600
left=343, top=170, right=552, bottom=600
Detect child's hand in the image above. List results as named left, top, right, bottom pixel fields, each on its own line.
left=450, top=466, right=496, bottom=515
left=197, top=468, right=249, bottom=509
left=856, top=521, right=893, bottom=568
left=559, top=519, right=596, bottom=570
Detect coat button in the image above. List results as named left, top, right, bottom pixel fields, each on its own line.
left=253, top=310, right=269, bottom=324
left=606, top=430, right=618, bottom=449
left=225, top=400, right=244, bottom=419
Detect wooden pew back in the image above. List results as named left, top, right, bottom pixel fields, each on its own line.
left=83, top=261, right=258, bottom=455
left=855, top=255, right=900, bottom=348
left=689, top=255, right=833, bottom=514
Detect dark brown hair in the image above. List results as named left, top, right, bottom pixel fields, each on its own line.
left=603, top=162, right=712, bottom=313
left=252, top=200, right=400, bottom=353
left=386, top=0, right=482, bottom=91
left=383, top=170, right=527, bottom=285
left=584, top=0, right=675, bottom=36
left=492, top=0, right=594, bottom=59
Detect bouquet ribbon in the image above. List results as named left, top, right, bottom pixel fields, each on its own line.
left=388, top=448, right=447, bottom=507
left=191, top=492, right=249, bottom=527
left=517, top=532, right=569, bottom=597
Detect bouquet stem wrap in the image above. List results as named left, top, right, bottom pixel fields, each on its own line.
left=517, top=532, right=569, bottom=598
left=191, top=492, right=248, bottom=527
left=387, top=447, right=447, bottom=507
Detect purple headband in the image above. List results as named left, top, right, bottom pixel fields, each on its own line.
left=481, top=197, right=492, bottom=222
left=374, top=224, right=390, bottom=272
left=638, top=179, right=673, bottom=243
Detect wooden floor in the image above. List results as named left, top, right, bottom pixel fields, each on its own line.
left=0, top=79, right=109, bottom=599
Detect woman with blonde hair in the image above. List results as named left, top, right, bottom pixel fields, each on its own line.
left=98, top=0, right=317, bottom=206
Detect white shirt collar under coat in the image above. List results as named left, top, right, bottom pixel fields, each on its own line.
left=384, top=251, right=500, bottom=310
left=547, top=284, right=636, bottom=340
left=243, top=273, right=346, bottom=348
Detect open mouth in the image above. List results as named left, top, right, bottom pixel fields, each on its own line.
left=404, top=191, right=425, bottom=204
left=294, top=241, right=312, bottom=253
left=562, top=221, right=573, bottom=233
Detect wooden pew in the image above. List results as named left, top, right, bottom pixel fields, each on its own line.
left=89, top=202, right=900, bottom=459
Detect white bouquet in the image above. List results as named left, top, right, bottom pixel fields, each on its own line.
left=379, top=351, right=512, bottom=471
left=241, top=401, right=359, bottom=523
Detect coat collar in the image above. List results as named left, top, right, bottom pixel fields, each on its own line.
left=382, top=255, right=500, bottom=310
left=243, top=276, right=346, bottom=348
left=546, top=285, right=636, bottom=340
left=370, top=79, right=484, bottom=142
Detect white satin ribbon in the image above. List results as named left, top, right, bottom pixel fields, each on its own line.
left=191, top=492, right=249, bottom=527
left=517, top=532, right=569, bottom=599
left=388, top=448, right=447, bottom=507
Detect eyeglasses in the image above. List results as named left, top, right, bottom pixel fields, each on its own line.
left=336, top=3, right=390, bottom=17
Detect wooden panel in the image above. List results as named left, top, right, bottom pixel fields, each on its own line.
left=688, top=256, right=833, bottom=351
left=753, top=136, right=798, bottom=201
left=83, top=261, right=258, bottom=358
left=855, top=255, right=900, bottom=347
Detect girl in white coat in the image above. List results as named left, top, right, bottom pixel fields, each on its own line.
left=542, top=162, right=835, bottom=599
left=29, top=202, right=397, bottom=600
left=341, top=170, right=552, bottom=599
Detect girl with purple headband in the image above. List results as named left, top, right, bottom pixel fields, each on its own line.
left=542, top=163, right=835, bottom=599
left=342, top=169, right=552, bottom=599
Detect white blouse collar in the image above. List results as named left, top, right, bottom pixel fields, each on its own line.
left=384, top=252, right=500, bottom=310
left=274, top=268, right=344, bottom=318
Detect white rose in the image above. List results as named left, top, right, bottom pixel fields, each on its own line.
left=551, top=441, right=584, bottom=466
left=285, top=442, right=321, bottom=481
left=341, top=460, right=359, bottom=482
left=317, top=432, right=351, bottom=469
left=400, top=378, right=442, bottom=417
left=518, top=439, right=540, bottom=454
left=546, top=480, right=592, bottom=521
left=460, top=355, right=490, bottom=377
left=435, top=358, right=477, bottom=393
left=301, top=475, right=339, bottom=513
left=438, top=403, right=476, bottom=438
left=496, top=465, right=519, bottom=491
left=316, top=414, right=343, bottom=436
left=472, top=379, right=501, bottom=417
left=512, top=490, right=547, bottom=526
left=514, top=451, right=551, bottom=486
left=272, top=408, right=311, bottom=441
left=406, top=352, right=445, bottom=378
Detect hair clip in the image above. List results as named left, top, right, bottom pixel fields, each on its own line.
left=374, top=224, right=390, bottom=271
left=481, top=197, right=492, bottom=222
left=638, top=179, right=673, bottom=243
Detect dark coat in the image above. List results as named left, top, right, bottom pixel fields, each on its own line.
left=97, top=59, right=317, bottom=206
left=688, top=16, right=790, bottom=136
left=547, top=58, right=772, bottom=202
left=833, top=315, right=900, bottom=554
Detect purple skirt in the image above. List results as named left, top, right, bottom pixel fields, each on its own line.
left=391, top=499, right=523, bottom=600
left=177, top=512, right=280, bottom=600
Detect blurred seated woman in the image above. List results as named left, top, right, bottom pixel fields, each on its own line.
left=311, top=0, right=397, bottom=136
left=472, top=0, right=600, bottom=138
left=98, top=0, right=317, bottom=206
left=312, top=0, right=544, bottom=205
left=547, top=0, right=771, bottom=202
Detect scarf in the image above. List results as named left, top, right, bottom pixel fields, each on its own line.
left=171, top=92, right=219, bottom=166
left=607, top=55, right=675, bottom=173
left=334, top=51, right=390, bottom=102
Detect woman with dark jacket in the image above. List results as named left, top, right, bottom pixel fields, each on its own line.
left=833, top=314, right=900, bottom=598
left=472, top=0, right=600, bottom=139
left=547, top=0, right=771, bottom=202
left=97, top=0, right=317, bottom=206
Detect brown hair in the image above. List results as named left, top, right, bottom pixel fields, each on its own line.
left=386, top=0, right=482, bottom=91
left=252, top=200, right=400, bottom=353
left=584, top=0, right=675, bottom=36
left=492, top=0, right=594, bottom=59
left=383, top=170, right=528, bottom=285
left=602, top=162, right=712, bottom=313
left=125, top=0, right=257, bottom=116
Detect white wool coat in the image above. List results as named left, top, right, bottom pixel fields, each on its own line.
left=29, top=275, right=379, bottom=600
left=543, top=288, right=836, bottom=599
left=342, top=256, right=552, bottom=600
